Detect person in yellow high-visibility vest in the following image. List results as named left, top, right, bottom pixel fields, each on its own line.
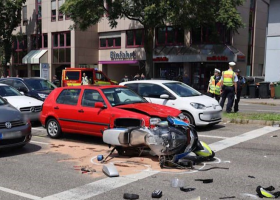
left=220, top=62, right=238, bottom=113
left=207, top=68, right=222, bottom=102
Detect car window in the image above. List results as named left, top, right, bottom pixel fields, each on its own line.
left=65, top=71, right=80, bottom=80
left=25, top=79, right=56, bottom=91
left=0, top=85, right=22, bottom=97
left=56, top=89, right=81, bottom=105
left=0, top=97, right=7, bottom=105
left=81, top=89, right=104, bottom=107
left=0, top=79, right=13, bottom=86
left=163, top=82, right=201, bottom=97
left=81, top=71, right=93, bottom=84
left=14, top=80, right=27, bottom=90
left=138, top=83, right=172, bottom=98
left=96, top=72, right=108, bottom=82
left=123, top=83, right=139, bottom=94
left=102, top=87, right=146, bottom=107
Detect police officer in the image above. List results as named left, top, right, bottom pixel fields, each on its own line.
left=207, top=68, right=222, bottom=102
left=220, top=62, right=238, bottom=113
left=233, top=69, right=245, bottom=113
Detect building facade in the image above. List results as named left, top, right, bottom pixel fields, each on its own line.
left=264, top=0, right=280, bottom=82
left=11, top=0, right=98, bottom=80
left=10, top=0, right=268, bottom=90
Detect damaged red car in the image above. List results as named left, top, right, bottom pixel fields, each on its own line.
left=40, top=85, right=188, bottom=138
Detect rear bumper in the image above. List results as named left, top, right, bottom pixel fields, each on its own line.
left=0, top=123, right=32, bottom=149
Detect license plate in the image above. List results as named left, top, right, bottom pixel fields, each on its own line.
left=211, top=113, right=221, bottom=119
left=1, top=132, right=22, bottom=139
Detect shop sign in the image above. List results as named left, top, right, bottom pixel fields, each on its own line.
left=110, top=51, right=136, bottom=60
left=40, top=63, right=50, bottom=81
left=153, top=57, right=169, bottom=62
left=237, top=55, right=246, bottom=62
left=207, top=56, right=228, bottom=61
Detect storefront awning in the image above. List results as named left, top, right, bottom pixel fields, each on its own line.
left=153, top=44, right=245, bottom=63
left=98, top=60, right=138, bottom=65
left=22, top=50, right=48, bottom=64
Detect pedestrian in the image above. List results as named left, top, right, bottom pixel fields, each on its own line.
left=183, top=72, right=190, bottom=85
left=233, top=69, right=245, bottom=113
left=219, top=62, right=238, bottom=113
left=52, top=75, right=61, bottom=87
left=207, top=68, right=222, bottom=102
left=16, top=74, right=19, bottom=77
left=120, top=75, right=130, bottom=83
left=133, top=73, right=140, bottom=80
left=140, top=73, right=146, bottom=80
left=81, top=73, right=89, bottom=85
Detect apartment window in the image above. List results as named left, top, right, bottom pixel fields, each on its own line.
left=58, top=0, right=64, bottom=21
left=156, top=27, right=184, bottom=46
left=23, top=6, right=28, bottom=26
left=99, top=37, right=121, bottom=49
left=126, top=29, right=144, bottom=47
left=31, top=34, right=48, bottom=50
left=53, top=32, right=71, bottom=63
left=51, top=0, right=56, bottom=21
left=191, top=25, right=231, bottom=44
left=13, top=36, right=27, bottom=65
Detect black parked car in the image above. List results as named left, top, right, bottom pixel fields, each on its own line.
left=0, top=77, right=56, bottom=101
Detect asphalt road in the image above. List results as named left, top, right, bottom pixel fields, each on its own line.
left=0, top=123, right=280, bottom=200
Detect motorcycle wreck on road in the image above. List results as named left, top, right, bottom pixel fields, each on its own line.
left=102, top=116, right=215, bottom=169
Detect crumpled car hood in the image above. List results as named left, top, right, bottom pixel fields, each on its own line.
left=116, top=103, right=181, bottom=118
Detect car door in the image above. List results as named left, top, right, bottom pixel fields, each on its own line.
left=138, top=83, right=176, bottom=107
left=95, top=72, right=111, bottom=85
left=77, top=89, right=112, bottom=136
left=55, top=89, right=82, bottom=132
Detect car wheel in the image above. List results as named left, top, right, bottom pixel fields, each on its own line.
left=183, top=112, right=195, bottom=126
left=46, top=118, right=62, bottom=138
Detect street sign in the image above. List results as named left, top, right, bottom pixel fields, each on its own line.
left=40, top=63, right=50, bottom=81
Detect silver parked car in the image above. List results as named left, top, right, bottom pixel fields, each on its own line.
left=0, top=96, right=32, bottom=149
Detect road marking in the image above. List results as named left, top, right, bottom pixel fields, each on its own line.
left=41, top=171, right=158, bottom=200
left=32, top=127, right=45, bottom=131
left=30, top=140, right=49, bottom=145
left=0, top=186, right=41, bottom=200
left=27, top=126, right=277, bottom=200
left=209, top=126, right=280, bottom=152
left=199, top=135, right=228, bottom=139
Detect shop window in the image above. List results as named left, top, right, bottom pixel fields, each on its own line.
left=23, top=6, right=28, bottom=26
left=156, top=27, right=184, bottom=46
left=51, top=0, right=56, bottom=22
left=99, top=37, right=121, bottom=49
left=126, top=29, right=144, bottom=47
left=53, top=32, right=71, bottom=63
left=53, top=48, right=71, bottom=63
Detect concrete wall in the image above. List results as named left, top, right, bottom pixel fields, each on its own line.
left=265, top=0, right=280, bottom=82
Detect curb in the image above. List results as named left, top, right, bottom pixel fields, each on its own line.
left=222, top=118, right=280, bottom=127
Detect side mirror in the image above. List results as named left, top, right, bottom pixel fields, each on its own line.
left=20, top=91, right=24, bottom=95
left=160, top=94, right=170, bottom=99
left=95, top=102, right=107, bottom=109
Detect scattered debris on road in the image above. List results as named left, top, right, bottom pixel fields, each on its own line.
left=219, top=196, right=236, bottom=199
left=102, top=164, right=119, bottom=177
left=151, top=190, right=162, bottom=198
left=180, top=187, right=196, bottom=192
left=256, top=186, right=280, bottom=198
left=195, top=179, right=213, bottom=183
left=123, top=193, right=139, bottom=199
left=248, top=175, right=255, bottom=179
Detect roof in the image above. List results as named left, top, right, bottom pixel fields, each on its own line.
left=120, top=80, right=179, bottom=84
left=60, top=85, right=125, bottom=90
left=64, top=68, right=102, bottom=72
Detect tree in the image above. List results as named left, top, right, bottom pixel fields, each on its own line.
left=61, top=0, right=244, bottom=78
left=0, top=0, right=26, bottom=76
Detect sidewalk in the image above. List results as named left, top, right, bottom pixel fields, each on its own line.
left=241, top=98, right=280, bottom=105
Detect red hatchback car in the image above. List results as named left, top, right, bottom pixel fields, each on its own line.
left=40, top=85, right=187, bottom=138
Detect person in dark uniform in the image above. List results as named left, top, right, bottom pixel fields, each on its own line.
left=120, top=75, right=129, bottom=83
left=220, top=62, right=238, bottom=113
left=52, top=75, right=60, bottom=87
left=233, top=69, right=245, bottom=113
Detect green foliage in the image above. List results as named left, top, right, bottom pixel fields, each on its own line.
left=0, top=0, right=26, bottom=75
left=60, top=0, right=245, bottom=77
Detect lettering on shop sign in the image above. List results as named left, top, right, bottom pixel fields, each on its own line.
left=207, top=56, right=228, bottom=61
left=110, top=51, right=136, bottom=60
left=153, top=57, right=169, bottom=62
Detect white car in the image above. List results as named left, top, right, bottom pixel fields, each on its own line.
left=120, top=80, right=222, bottom=126
left=0, top=83, right=43, bottom=121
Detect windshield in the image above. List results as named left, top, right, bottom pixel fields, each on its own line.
left=163, top=82, right=201, bottom=97
left=102, top=87, right=147, bottom=107
left=0, top=97, right=7, bottom=105
left=25, top=79, right=57, bottom=91
left=0, top=85, right=22, bottom=97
